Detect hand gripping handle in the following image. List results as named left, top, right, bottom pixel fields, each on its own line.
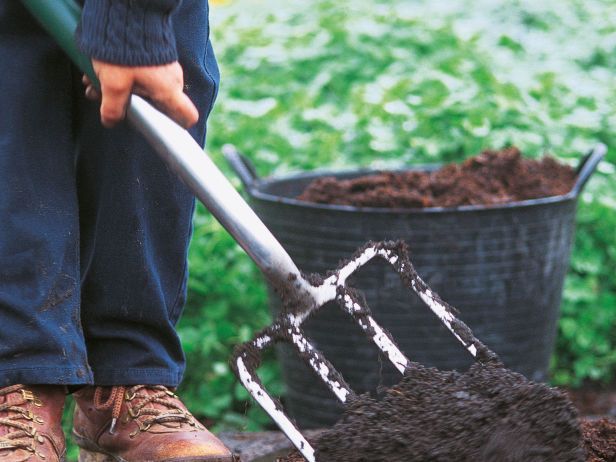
left=21, top=0, right=304, bottom=293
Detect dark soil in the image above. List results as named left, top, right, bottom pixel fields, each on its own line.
left=281, top=416, right=616, bottom=462
left=297, top=147, right=576, bottom=208
left=581, top=419, right=616, bottom=462
left=569, top=389, right=616, bottom=419
left=280, top=362, right=584, bottom=462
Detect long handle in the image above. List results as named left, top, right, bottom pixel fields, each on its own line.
left=127, top=96, right=303, bottom=290
left=20, top=0, right=303, bottom=292
left=21, top=0, right=98, bottom=84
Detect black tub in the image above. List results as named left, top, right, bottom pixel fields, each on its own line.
left=225, top=145, right=605, bottom=429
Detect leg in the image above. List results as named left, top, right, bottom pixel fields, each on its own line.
left=73, top=4, right=230, bottom=459
left=0, top=0, right=91, bottom=386
left=0, top=3, right=90, bottom=461
left=76, top=0, right=219, bottom=386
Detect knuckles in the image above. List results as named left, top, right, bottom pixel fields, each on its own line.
left=93, top=62, right=194, bottom=127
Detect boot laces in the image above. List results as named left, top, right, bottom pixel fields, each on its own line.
left=94, top=385, right=197, bottom=437
left=0, top=385, right=47, bottom=459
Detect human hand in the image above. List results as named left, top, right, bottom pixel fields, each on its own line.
left=82, top=60, right=199, bottom=129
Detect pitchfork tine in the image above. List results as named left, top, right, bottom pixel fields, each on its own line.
left=234, top=335, right=317, bottom=462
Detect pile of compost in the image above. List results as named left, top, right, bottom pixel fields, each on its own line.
left=581, top=419, right=616, bottom=462
left=297, top=147, right=576, bottom=208
left=280, top=361, right=588, bottom=462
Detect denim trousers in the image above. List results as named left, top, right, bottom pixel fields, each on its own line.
left=0, top=1, right=219, bottom=386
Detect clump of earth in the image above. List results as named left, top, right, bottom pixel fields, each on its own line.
left=581, top=419, right=616, bottom=462
left=297, top=147, right=576, bottom=208
left=280, top=361, right=591, bottom=462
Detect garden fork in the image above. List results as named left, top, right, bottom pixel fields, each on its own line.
left=228, top=231, right=498, bottom=462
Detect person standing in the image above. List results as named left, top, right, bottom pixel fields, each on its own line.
left=0, top=0, right=233, bottom=460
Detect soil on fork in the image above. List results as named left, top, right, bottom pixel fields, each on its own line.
left=268, top=242, right=614, bottom=462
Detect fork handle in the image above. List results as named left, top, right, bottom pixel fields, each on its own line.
left=127, top=96, right=303, bottom=290
left=22, top=0, right=304, bottom=292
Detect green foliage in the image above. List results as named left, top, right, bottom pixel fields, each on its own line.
left=207, top=0, right=616, bottom=170
left=178, top=0, right=616, bottom=432
left=62, top=398, right=79, bottom=462
left=553, top=176, right=616, bottom=386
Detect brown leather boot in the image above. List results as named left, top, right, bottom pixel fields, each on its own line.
left=72, top=385, right=233, bottom=462
left=0, top=384, right=66, bottom=462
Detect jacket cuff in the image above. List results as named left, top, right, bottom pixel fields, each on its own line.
left=76, top=0, right=180, bottom=66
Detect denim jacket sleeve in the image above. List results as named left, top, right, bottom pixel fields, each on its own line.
left=75, top=0, right=181, bottom=66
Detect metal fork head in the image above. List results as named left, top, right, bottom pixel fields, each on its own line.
left=231, top=240, right=498, bottom=462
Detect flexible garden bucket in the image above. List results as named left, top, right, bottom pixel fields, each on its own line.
left=226, top=145, right=605, bottom=429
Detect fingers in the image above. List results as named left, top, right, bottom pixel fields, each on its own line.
left=90, top=60, right=199, bottom=129
left=85, top=85, right=101, bottom=101
left=135, top=63, right=199, bottom=128
left=151, top=89, right=200, bottom=129
left=99, top=77, right=132, bottom=128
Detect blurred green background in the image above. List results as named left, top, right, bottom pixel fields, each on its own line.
left=170, top=0, right=616, bottom=435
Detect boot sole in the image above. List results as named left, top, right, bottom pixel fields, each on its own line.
left=72, top=431, right=234, bottom=462
left=72, top=432, right=126, bottom=462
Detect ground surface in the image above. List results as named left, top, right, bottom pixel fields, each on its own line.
left=283, top=362, right=583, bottom=462
left=580, top=419, right=616, bottom=462
left=220, top=379, right=616, bottom=462
left=277, top=419, right=616, bottom=462
left=231, top=382, right=616, bottom=462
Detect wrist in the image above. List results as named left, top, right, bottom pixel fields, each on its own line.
left=76, top=0, right=179, bottom=67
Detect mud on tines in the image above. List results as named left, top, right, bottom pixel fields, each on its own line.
left=230, top=240, right=582, bottom=462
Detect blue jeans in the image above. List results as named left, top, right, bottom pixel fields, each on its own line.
left=0, top=0, right=219, bottom=386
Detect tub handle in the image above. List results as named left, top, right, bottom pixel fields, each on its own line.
left=572, top=143, right=607, bottom=196
left=223, top=144, right=259, bottom=189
